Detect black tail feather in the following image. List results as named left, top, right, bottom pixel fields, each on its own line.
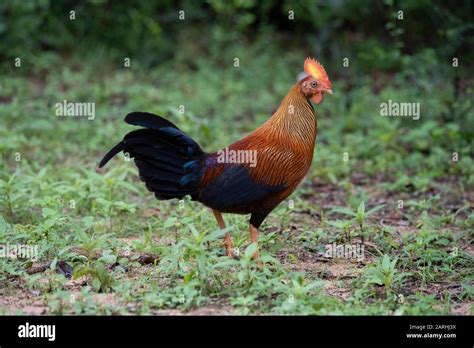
left=125, top=112, right=180, bottom=130
left=99, top=112, right=206, bottom=200
left=98, top=141, right=125, bottom=168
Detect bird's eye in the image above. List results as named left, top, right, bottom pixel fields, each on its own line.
left=311, top=81, right=318, bottom=88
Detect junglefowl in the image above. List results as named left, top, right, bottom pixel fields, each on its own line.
left=99, top=57, right=332, bottom=260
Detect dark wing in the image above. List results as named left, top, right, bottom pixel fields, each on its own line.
left=198, top=165, right=286, bottom=212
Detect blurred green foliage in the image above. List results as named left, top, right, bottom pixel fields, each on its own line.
left=1, top=0, right=473, bottom=72
left=0, top=0, right=473, bottom=315
left=1, top=0, right=472, bottom=130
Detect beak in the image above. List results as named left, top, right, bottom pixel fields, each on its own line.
left=324, top=88, right=333, bottom=95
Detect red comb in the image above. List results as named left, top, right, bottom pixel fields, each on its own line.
left=304, top=57, right=330, bottom=85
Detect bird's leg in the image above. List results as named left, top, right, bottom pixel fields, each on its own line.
left=212, top=210, right=235, bottom=258
left=249, top=224, right=260, bottom=260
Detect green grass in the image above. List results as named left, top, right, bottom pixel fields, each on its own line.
left=1, top=48, right=473, bottom=315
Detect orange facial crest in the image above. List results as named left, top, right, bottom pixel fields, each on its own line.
left=303, top=57, right=332, bottom=104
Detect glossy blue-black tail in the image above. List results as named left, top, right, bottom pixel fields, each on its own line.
left=99, top=112, right=206, bottom=200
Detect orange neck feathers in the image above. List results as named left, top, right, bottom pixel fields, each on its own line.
left=258, top=84, right=317, bottom=152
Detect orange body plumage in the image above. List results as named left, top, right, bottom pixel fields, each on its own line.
left=199, top=82, right=318, bottom=228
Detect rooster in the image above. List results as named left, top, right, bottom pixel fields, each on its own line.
left=99, top=58, right=332, bottom=260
